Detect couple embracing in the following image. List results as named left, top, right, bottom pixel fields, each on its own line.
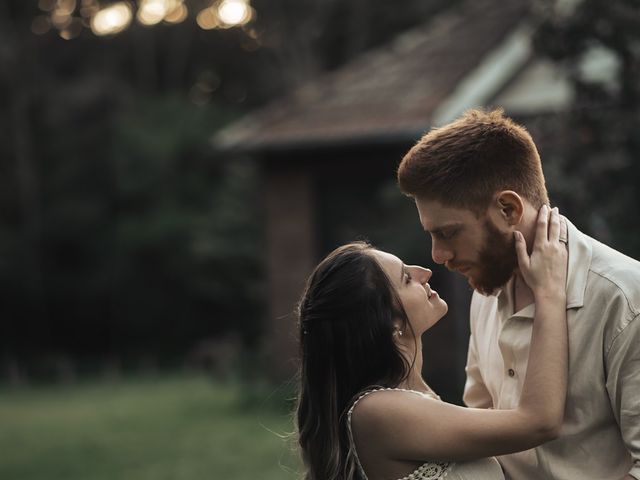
left=295, top=110, right=640, bottom=480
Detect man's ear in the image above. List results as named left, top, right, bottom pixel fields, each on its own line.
left=495, top=191, right=524, bottom=226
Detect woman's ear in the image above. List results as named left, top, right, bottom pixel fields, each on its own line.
left=495, top=191, right=524, bottom=226
left=392, top=321, right=404, bottom=339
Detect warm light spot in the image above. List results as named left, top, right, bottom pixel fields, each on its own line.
left=51, top=10, right=73, bottom=29
left=196, top=7, right=220, bottom=30
left=164, top=3, right=188, bottom=24
left=217, top=0, right=251, bottom=27
left=64, top=17, right=84, bottom=38
left=55, top=0, right=77, bottom=16
left=137, top=0, right=165, bottom=25
left=31, top=15, right=51, bottom=35
left=91, top=2, right=132, bottom=36
left=137, top=0, right=182, bottom=25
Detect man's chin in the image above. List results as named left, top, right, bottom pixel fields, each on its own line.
left=467, top=274, right=503, bottom=296
left=449, top=261, right=512, bottom=295
left=451, top=267, right=480, bottom=289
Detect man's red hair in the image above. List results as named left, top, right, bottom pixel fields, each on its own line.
left=397, top=109, right=549, bottom=212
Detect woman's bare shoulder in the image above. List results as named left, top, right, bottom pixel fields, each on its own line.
left=350, top=389, right=437, bottom=434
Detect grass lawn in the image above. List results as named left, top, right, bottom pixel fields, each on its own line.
left=0, top=375, right=300, bottom=480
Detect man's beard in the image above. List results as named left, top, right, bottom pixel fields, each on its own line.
left=451, top=219, right=518, bottom=296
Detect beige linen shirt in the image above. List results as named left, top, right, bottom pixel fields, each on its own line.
left=464, top=219, right=640, bottom=480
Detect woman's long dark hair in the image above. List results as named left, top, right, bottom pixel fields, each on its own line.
left=295, top=242, right=413, bottom=480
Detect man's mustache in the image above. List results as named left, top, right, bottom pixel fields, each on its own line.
left=445, top=261, right=473, bottom=272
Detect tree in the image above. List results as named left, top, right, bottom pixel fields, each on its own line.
left=533, top=0, right=640, bottom=256
left=0, top=0, right=457, bottom=379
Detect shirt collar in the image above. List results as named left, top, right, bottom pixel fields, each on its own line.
left=497, top=277, right=536, bottom=319
left=494, top=216, right=591, bottom=314
left=564, top=217, right=592, bottom=309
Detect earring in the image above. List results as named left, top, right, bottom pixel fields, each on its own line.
left=394, top=329, right=403, bottom=337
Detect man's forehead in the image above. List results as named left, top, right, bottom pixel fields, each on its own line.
left=415, top=198, right=478, bottom=230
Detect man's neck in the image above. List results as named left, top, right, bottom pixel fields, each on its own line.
left=513, top=271, right=535, bottom=313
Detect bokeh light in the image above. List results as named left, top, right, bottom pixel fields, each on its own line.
left=51, top=9, right=73, bottom=29
left=137, top=0, right=185, bottom=26
left=60, top=17, right=83, bottom=39
left=137, top=0, right=167, bottom=25
left=56, top=0, right=77, bottom=16
left=38, top=0, right=254, bottom=37
left=217, top=0, right=252, bottom=27
left=164, top=3, right=188, bottom=24
left=91, top=2, right=133, bottom=36
left=196, top=7, right=220, bottom=30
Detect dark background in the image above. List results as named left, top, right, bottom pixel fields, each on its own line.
left=1, top=0, right=639, bottom=385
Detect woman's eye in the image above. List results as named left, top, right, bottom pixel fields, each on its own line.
left=404, top=272, right=412, bottom=284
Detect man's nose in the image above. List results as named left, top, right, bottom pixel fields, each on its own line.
left=431, top=241, right=453, bottom=265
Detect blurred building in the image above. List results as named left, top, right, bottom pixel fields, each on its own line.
left=215, top=0, right=579, bottom=397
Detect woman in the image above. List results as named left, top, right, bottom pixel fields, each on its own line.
left=295, top=206, right=568, bottom=480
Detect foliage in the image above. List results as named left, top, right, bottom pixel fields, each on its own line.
left=533, top=0, right=640, bottom=256
left=0, top=0, right=460, bottom=375
left=0, top=76, right=263, bottom=373
left=0, top=1, right=268, bottom=373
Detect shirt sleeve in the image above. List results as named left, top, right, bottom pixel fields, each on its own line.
left=463, top=292, right=493, bottom=409
left=605, top=312, right=640, bottom=480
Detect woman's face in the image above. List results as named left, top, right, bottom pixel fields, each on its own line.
left=370, top=250, right=448, bottom=335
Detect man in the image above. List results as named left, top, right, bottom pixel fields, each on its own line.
left=397, top=109, right=640, bottom=480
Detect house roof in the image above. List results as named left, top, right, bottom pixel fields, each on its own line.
left=214, top=0, right=531, bottom=153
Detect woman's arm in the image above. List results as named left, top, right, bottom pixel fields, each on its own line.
left=513, top=206, right=568, bottom=437
left=352, top=206, right=568, bottom=462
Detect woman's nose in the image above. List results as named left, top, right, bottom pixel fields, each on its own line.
left=414, top=266, right=432, bottom=284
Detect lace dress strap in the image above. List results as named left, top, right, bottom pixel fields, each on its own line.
left=345, top=388, right=453, bottom=480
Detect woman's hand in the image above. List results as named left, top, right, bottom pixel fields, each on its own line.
left=514, top=205, right=568, bottom=300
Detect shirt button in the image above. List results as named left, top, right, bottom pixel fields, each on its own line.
left=508, top=368, right=515, bottom=377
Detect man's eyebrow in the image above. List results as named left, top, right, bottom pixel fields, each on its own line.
left=424, top=222, right=463, bottom=234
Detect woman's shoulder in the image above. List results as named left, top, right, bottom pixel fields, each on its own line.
left=349, top=388, right=438, bottom=433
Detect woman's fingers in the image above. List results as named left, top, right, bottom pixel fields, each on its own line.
left=535, top=204, right=549, bottom=249
left=516, top=205, right=568, bottom=293
left=514, top=231, right=530, bottom=271
left=548, top=207, right=560, bottom=242
left=560, top=216, right=568, bottom=244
